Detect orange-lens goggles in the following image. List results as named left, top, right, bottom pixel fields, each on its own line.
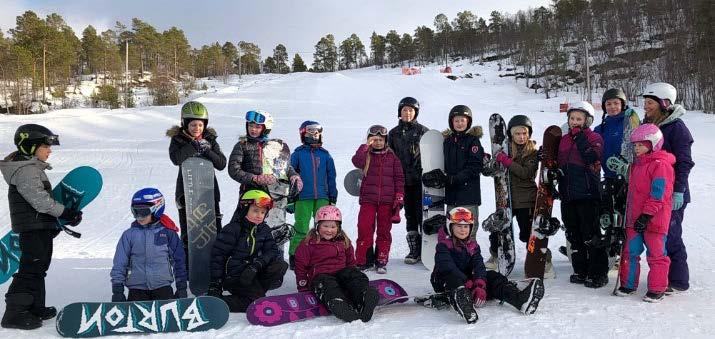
left=240, top=196, right=274, bottom=210
left=449, top=210, right=473, bottom=224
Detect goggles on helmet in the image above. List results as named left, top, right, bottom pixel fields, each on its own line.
left=246, top=110, right=267, bottom=124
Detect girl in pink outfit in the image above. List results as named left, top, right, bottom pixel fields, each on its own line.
left=615, top=124, right=675, bottom=303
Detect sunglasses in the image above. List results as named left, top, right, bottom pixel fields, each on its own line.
left=240, top=196, right=274, bottom=210
left=449, top=210, right=474, bottom=224
left=131, top=204, right=156, bottom=219
left=301, top=124, right=323, bottom=135
left=246, top=111, right=267, bottom=124
left=367, top=125, right=388, bottom=137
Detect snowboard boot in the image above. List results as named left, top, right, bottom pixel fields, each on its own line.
left=643, top=291, right=665, bottom=303
left=221, top=294, right=253, bottom=313
left=664, top=285, right=687, bottom=296
left=569, top=274, right=587, bottom=284
left=325, top=298, right=361, bottom=322
left=357, top=288, right=380, bottom=322
left=614, top=287, right=636, bottom=297
left=447, top=286, right=478, bottom=324
left=414, top=293, right=449, bottom=310
left=509, top=278, right=545, bottom=315
left=1, top=293, right=42, bottom=330
left=32, top=306, right=57, bottom=320
left=584, top=275, right=608, bottom=288
left=375, top=263, right=387, bottom=275
left=484, top=251, right=498, bottom=271
left=404, top=231, right=422, bottom=265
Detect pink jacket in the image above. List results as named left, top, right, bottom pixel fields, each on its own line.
left=294, top=236, right=356, bottom=291
left=627, top=150, right=675, bottom=234
left=351, top=145, right=404, bottom=205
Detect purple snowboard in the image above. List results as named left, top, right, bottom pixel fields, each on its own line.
left=246, top=279, right=408, bottom=326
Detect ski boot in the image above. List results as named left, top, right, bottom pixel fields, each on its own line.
left=643, top=291, right=665, bottom=303
left=447, top=286, right=478, bottom=324
left=1, top=293, right=42, bottom=330
left=404, top=231, right=421, bottom=265
left=357, top=288, right=380, bottom=322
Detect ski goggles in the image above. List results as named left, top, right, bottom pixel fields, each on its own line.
left=367, top=125, right=388, bottom=137
left=42, top=135, right=60, bottom=146
left=301, top=124, right=323, bottom=135
left=246, top=110, right=267, bottom=124
left=448, top=209, right=474, bottom=224
left=131, top=204, right=157, bottom=219
left=240, top=196, right=274, bottom=210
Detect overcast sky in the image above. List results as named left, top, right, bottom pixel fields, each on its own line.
left=1, top=0, right=551, bottom=61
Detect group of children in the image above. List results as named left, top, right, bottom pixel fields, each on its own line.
left=1, top=81, right=694, bottom=329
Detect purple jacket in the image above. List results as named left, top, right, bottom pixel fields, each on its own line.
left=351, top=144, right=404, bottom=205
left=657, top=105, right=694, bottom=203
left=557, top=127, right=603, bottom=202
left=294, top=236, right=355, bottom=291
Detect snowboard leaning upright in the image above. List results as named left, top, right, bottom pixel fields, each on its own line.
left=419, top=130, right=446, bottom=271
left=181, top=157, right=217, bottom=296
left=262, top=139, right=294, bottom=247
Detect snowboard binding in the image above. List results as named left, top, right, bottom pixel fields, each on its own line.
left=481, top=208, right=512, bottom=233
left=422, top=214, right=446, bottom=235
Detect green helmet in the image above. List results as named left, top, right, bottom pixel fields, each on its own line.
left=181, top=101, right=209, bottom=126
left=239, top=190, right=274, bottom=209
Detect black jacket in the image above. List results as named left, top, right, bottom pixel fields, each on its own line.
left=443, top=127, right=484, bottom=206
left=388, top=120, right=429, bottom=185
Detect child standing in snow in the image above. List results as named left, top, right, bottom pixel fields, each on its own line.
left=425, top=207, right=544, bottom=324
left=288, top=121, right=337, bottom=270
left=615, top=124, right=674, bottom=302
left=351, top=125, right=404, bottom=273
left=111, top=188, right=187, bottom=302
left=294, top=205, right=380, bottom=323
left=207, top=190, right=288, bottom=312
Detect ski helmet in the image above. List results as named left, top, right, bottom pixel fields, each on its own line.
left=601, top=88, right=627, bottom=114
left=131, top=188, right=165, bottom=219
left=245, top=110, right=274, bottom=138
left=448, top=105, right=473, bottom=132
left=642, top=82, right=677, bottom=111
left=446, top=207, right=474, bottom=237
left=507, top=115, right=533, bottom=138
left=367, top=124, right=388, bottom=137
left=14, top=124, right=60, bottom=156
left=239, top=189, right=274, bottom=210
left=630, top=123, right=664, bottom=152
left=314, top=205, right=342, bottom=228
left=181, top=101, right=209, bottom=128
left=567, top=101, right=595, bottom=128
left=398, top=97, right=420, bottom=118
left=299, top=120, right=323, bottom=145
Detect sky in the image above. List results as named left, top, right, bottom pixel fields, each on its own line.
left=0, top=0, right=551, bottom=61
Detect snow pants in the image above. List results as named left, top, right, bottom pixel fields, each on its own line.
left=619, top=228, right=670, bottom=293
left=667, top=203, right=689, bottom=290
left=355, top=203, right=392, bottom=266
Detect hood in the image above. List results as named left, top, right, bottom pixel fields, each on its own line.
left=442, top=125, right=483, bottom=138
left=0, top=152, right=49, bottom=185
left=165, top=125, right=217, bottom=139
left=659, top=104, right=686, bottom=127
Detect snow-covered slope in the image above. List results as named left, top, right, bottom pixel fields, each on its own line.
left=1, top=62, right=713, bottom=338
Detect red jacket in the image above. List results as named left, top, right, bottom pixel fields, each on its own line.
left=627, top=150, right=675, bottom=234
left=351, top=145, right=404, bottom=205
left=294, top=237, right=356, bottom=291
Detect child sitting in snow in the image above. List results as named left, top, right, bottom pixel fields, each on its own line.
left=111, top=188, right=187, bottom=302
left=294, top=205, right=380, bottom=323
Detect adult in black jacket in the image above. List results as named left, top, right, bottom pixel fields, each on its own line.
left=388, top=97, right=429, bottom=264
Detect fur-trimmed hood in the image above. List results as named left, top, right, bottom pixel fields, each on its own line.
left=165, top=125, right=217, bottom=139
left=441, top=125, right=483, bottom=138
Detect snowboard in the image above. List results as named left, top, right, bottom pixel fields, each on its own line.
left=181, top=157, right=218, bottom=296
left=343, top=168, right=363, bottom=197
left=246, top=279, right=408, bottom=326
left=482, top=114, right=515, bottom=277
left=420, top=130, right=446, bottom=271
left=524, top=126, right=562, bottom=279
left=0, top=166, right=103, bottom=285
left=262, top=139, right=294, bottom=247
left=55, top=296, right=229, bottom=337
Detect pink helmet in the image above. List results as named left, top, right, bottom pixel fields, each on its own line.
left=315, top=205, right=342, bottom=226
left=630, top=123, right=663, bottom=151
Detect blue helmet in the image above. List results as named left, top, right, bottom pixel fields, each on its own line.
left=131, top=188, right=165, bottom=219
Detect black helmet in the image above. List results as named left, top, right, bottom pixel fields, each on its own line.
left=14, top=124, right=59, bottom=156
left=507, top=115, right=533, bottom=138
left=601, top=88, right=627, bottom=114
left=398, top=97, right=420, bottom=118
left=448, top=105, right=472, bottom=132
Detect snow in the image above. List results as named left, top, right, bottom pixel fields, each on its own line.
left=1, top=62, right=714, bottom=338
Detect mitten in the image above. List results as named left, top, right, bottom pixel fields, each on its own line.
left=111, top=284, right=126, bottom=302
left=495, top=152, right=513, bottom=167
left=290, top=175, right=304, bottom=192
left=672, top=192, right=684, bottom=211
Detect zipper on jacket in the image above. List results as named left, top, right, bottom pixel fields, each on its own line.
left=311, top=149, right=318, bottom=199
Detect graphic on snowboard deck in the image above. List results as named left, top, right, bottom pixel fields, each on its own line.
left=419, top=130, right=446, bottom=271
left=262, top=139, right=294, bottom=246
left=182, top=157, right=217, bottom=296
left=0, top=166, right=103, bottom=285
left=55, top=296, right=229, bottom=337
left=343, top=168, right=364, bottom=197
left=482, top=114, right=515, bottom=277
left=524, top=126, right=562, bottom=279
left=246, top=279, right=408, bottom=326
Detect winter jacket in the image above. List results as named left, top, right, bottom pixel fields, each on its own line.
left=508, top=142, right=538, bottom=209
left=594, top=108, right=639, bottom=177
left=557, top=127, right=603, bottom=202
left=656, top=105, right=694, bottom=203
left=228, top=136, right=298, bottom=195
left=110, top=218, right=187, bottom=291
left=294, top=236, right=356, bottom=291
left=626, top=150, right=675, bottom=234
left=209, top=215, right=280, bottom=281
left=167, top=126, right=226, bottom=206
left=290, top=145, right=338, bottom=203
left=433, top=226, right=487, bottom=282
left=1, top=152, right=64, bottom=233
left=388, top=120, right=429, bottom=185
left=351, top=145, right=404, bottom=205
left=443, top=127, right=484, bottom=206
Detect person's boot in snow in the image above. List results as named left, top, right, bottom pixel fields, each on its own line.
left=484, top=251, right=498, bottom=271
left=357, top=288, right=380, bottom=322
left=32, top=306, right=57, bottom=320
left=643, top=291, right=665, bottom=303
left=404, top=231, right=421, bottom=264
left=325, top=298, right=360, bottom=322
left=1, top=293, right=42, bottom=330
left=447, top=286, right=478, bottom=324
left=508, top=278, right=545, bottom=315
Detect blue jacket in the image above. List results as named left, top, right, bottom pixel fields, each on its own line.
left=657, top=105, right=694, bottom=203
left=111, top=220, right=187, bottom=291
left=290, top=145, right=337, bottom=202
left=433, top=227, right=487, bottom=281
left=595, top=111, right=625, bottom=178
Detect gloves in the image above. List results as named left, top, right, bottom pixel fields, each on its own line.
left=290, top=175, right=304, bottom=192
left=239, top=261, right=261, bottom=286
left=191, top=139, right=211, bottom=154
left=633, top=214, right=653, bottom=233
left=207, top=279, right=223, bottom=297
left=672, top=192, right=684, bottom=211
left=495, top=152, right=513, bottom=168
left=60, top=208, right=83, bottom=227
left=465, top=278, right=487, bottom=308
left=606, top=156, right=630, bottom=178
left=393, top=193, right=404, bottom=209
left=174, top=288, right=187, bottom=299
left=253, top=174, right=277, bottom=186
left=422, top=169, right=447, bottom=189
left=111, top=284, right=126, bottom=302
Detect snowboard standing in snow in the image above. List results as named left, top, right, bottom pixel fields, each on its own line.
left=524, top=126, right=562, bottom=279
left=343, top=168, right=363, bottom=197
left=262, top=139, right=295, bottom=247
left=181, top=157, right=218, bottom=296
left=482, top=114, right=515, bottom=276
left=55, top=296, right=229, bottom=337
left=419, top=130, right=446, bottom=271
left=0, top=166, right=103, bottom=285
left=246, top=279, right=407, bottom=326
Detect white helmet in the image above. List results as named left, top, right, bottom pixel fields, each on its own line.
left=567, top=101, right=595, bottom=128
left=642, top=82, right=677, bottom=105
